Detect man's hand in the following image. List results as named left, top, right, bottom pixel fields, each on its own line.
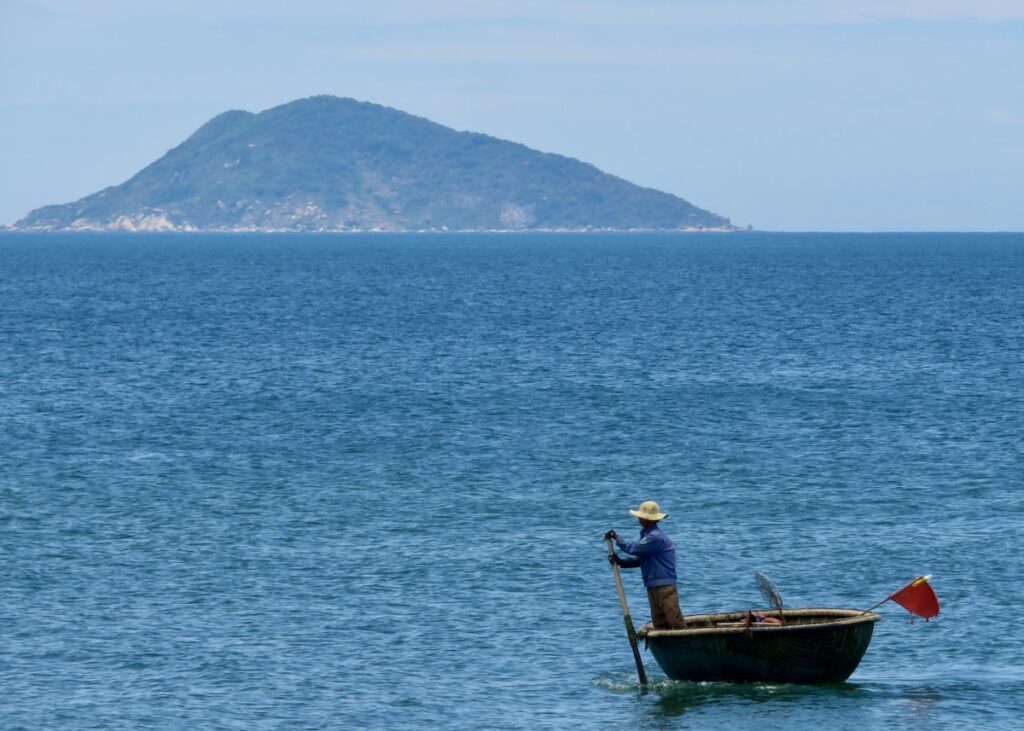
left=603, top=530, right=617, bottom=541
left=607, top=553, right=619, bottom=566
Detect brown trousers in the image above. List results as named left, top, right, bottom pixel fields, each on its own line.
left=647, top=584, right=686, bottom=629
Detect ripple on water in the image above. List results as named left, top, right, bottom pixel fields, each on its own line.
left=1, top=232, right=1022, bottom=729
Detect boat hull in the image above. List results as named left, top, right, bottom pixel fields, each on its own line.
left=638, top=608, right=880, bottom=684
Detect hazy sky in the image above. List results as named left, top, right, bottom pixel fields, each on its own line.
left=2, top=1, right=1022, bottom=230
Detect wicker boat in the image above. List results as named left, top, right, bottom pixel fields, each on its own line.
left=637, top=608, right=880, bottom=684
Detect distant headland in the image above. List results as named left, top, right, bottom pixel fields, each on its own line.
left=12, top=96, right=734, bottom=233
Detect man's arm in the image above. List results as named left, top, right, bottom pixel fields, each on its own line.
left=605, top=531, right=642, bottom=569
left=614, top=553, right=642, bottom=569
left=615, top=533, right=661, bottom=557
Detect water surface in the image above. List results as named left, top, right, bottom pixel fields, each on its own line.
left=2, top=232, right=1022, bottom=729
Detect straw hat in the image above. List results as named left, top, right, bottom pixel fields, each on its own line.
left=629, top=500, right=667, bottom=521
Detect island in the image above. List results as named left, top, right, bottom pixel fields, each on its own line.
left=13, top=96, right=733, bottom=233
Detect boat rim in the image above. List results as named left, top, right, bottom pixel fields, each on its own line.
left=639, top=607, right=881, bottom=639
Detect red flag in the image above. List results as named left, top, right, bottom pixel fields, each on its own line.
left=890, top=575, right=940, bottom=620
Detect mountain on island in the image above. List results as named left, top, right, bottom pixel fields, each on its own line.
left=14, top=96, right=732, bottom=233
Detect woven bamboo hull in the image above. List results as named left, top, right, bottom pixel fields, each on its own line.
left=638, top=608, right=880, bottom=684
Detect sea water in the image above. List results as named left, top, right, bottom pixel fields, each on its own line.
left=1, top=232, right=1021, bottom=730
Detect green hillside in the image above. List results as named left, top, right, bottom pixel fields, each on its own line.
left=15, top=96, right=731, bottom=232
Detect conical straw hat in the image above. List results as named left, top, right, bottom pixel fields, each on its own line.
left=629, top=500, right=667, bottom=521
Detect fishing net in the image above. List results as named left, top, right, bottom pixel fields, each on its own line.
left=755, top=571, right=784, bottom=612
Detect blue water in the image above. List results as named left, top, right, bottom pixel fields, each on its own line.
left=1, top=232, right=1022, bottom=730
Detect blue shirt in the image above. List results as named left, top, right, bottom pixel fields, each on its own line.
left=615, top=524, right=677, bottom=588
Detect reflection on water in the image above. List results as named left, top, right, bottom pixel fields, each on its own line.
left=901, top=686, right=943, bottom=721
left=595, top=672, right=870, bottom=721
left=650, top=679, right=868, bottom=719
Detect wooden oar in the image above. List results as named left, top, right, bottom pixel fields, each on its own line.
left=605, top=537, right=648, bottom=685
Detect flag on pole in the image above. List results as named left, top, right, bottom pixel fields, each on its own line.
left=889, top=575, right=940, bottom=620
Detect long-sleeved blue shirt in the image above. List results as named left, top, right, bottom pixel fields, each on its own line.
left=615, top=524, right=677, bottom=588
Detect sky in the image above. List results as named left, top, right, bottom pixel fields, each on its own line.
left=1, top=0, right=1022, bottom=231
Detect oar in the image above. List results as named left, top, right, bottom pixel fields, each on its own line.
left=605, top=537, right=648, bottom=685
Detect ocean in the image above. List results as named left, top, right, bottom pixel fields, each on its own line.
left=1, top=232, right=1021, bottom=730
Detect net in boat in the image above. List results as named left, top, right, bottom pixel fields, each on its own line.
left=755, top=571, right=784, bottom=612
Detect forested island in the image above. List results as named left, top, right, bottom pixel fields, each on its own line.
left=14, top=96, right=732, bottom=233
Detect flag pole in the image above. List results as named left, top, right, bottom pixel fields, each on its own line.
left=860, top=597, right=891, bottom=615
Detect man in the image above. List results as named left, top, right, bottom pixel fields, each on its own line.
left=605, top=500, right=686, bottom=629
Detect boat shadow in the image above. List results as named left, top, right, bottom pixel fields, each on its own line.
left=649, top=677, right=868, bottom=718
left=596, top=670, right=867, bottom=716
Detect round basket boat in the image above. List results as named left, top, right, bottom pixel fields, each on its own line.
left=637, top=608, right=881, bottom=684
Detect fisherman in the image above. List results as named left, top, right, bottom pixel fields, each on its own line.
left=605, top=500, right=686, bottom=629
